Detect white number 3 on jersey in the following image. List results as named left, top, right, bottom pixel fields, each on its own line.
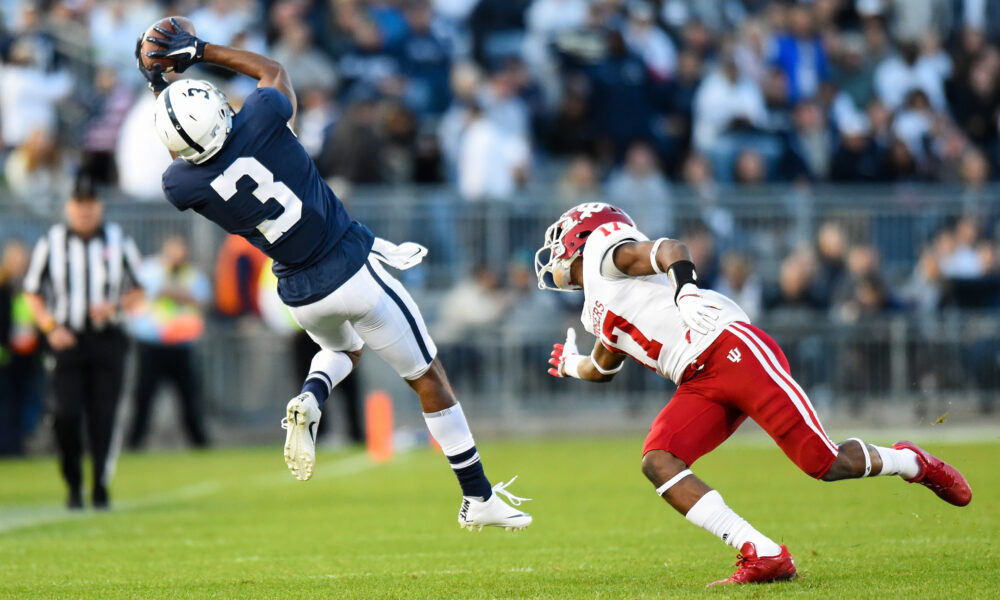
left=210, top=156, right=304, bottom=243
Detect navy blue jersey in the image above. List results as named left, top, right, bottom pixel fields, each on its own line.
left=162, top=87, right=373, bottom=306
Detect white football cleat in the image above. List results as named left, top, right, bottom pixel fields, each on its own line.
left=458, top=476, right=532, bottom=531
left=281, top=392, right=321, bottom=481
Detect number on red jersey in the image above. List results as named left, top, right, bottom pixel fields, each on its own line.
left=602, top=310, right=663, bottom=360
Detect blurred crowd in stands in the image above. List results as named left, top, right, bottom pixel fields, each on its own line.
left=1, top=0, right=999, bottom=441
left=0, top=0, right=998, bottom=201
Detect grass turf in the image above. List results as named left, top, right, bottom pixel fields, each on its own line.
left=0, top=435, right=996, bottom=599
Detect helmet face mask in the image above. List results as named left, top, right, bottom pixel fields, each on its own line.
left=153, top=80, right=235, bottom=164
left=535, top=202, right=635, bottom=292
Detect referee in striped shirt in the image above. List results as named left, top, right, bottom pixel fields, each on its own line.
left=24, top=173, right=144, bottom=510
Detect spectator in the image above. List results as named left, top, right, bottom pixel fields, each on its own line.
left=681, top=153, right=735, bottom=242
left=900, top=247, right=945, bottom=315
left=214, top=235, right=268, bottom=319
left=765, top=249, right=821, bottom=315
left=556, top=155, right=601, bottom=207
left=79, top=67, right=135, bottom=185
left=438, top=62, right=484, bottom=176
left=606, top=142, right=673, bottom=235
left=338, top=16, right=401, bottom=102
left=829, top=32, right=877, bottom=110
left=938, top=217, right=984, bottom=278
left=623, top=1, right=677, bottom=82
left=0, top=36, right=72, bottom=150
left=769, top=3, right=830, bottom=103
left=271, top=20, right=339, bottom=96
left=783, top=100, right=833, bottom=180
left=432, top=263, right=510, bottom=391
left=810, top=221, right=848, bottom=306
left=0, top=240, right=42, bottom=456
left=295, top=89, right=339, bottom=159
left=115, top=93, right=174, bottom=200
left=86, top=0, right=158, bottom=78
left=397, top=0, right=453, bottom=115
left=318, top=98, right=384, bottom=183
left=188, top=0, right=256, bottom=48
left=457, top=103, right=530, bottom=201
left=734, top=148, right=768, bottom=185
left=714, top=250, right=763, bottom=321
left=874, top=41, right=947, bottom=112
left=3, top=129, right=69, bottom=204
left=585, top=30, right=658, bottom=163
left=127, top=236, right=211, bottom=450
left=659, top=50, right=704, bottom=168
left=693, top=46, right=775, bottom=181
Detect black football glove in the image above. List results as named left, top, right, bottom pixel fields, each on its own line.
left=144, top=18, right=207, bottom=74
left=134, top=35, right=168, bottom=93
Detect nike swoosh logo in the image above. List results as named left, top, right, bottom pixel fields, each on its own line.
left=308, top=422, right=317, bottom=444
left=174, top=47, right=196, bottom=59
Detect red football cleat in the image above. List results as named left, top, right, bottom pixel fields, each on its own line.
left=892, top=440, right=972, bottom=507
left=707, top=542, right=796, bottom=587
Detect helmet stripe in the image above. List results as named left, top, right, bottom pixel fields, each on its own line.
left=164, top=88, right=205, bottom=154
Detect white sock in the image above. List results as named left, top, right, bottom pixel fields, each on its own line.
left=874, top=446, right=921, bottom=479
left=307, top=350, right=353, bottom=390
left=422, top=402, right=476, bottom=456
left=685, top=490, right=782, bottom=557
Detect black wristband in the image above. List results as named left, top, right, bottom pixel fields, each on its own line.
left=667, top=260, right=698, bottom=302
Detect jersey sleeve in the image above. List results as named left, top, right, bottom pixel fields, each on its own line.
left=582, top=223, right=648, bottom=280
left=248, top=87, right=294, bottom=123
left=162, top=163, right=193, bottom=211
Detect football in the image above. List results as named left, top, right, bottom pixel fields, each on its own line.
left=139, top=16, right=196, bottom=73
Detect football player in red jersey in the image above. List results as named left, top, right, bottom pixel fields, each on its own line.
left=536, top=202, right=972, bottom=586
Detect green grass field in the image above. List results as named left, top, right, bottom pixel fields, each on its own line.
left=1, top=435, right=997, bottom=599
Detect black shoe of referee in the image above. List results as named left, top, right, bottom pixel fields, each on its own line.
left=92, top=485, right=110, bottom=511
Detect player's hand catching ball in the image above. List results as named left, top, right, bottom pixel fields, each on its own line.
left=548, top=328, right=582, bottom=377
left=134, top=35, right=168, bottom=92
left=675, top=283, right=721, bottom=335
left=144, top=17, right=207, bottom=74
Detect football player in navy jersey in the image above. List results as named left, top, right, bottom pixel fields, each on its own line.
left=135, top=20, right=530, bottom=531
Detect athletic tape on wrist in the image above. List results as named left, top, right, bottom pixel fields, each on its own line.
left=561, top=354, right=587, bottom=379
left=650, top=238, right=668, bottom=274
left=590, top=350, right=623, bottom=375
left=667, top=260, right=698, bottom=302
left=846, top=437, right=872, bottom=477
left=655, top=469, right=693, bottom=496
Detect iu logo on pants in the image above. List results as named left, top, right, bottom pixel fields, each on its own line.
left=727, top=347, right=742, bottom=363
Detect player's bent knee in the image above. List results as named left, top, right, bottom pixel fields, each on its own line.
left=641, top=449, right=688, bottom=484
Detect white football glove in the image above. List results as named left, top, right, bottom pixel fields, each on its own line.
left=675, top=283, right=721, bottom=335
left=548, top=328, right=586, bottom=378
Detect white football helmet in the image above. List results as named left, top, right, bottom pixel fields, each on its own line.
left=153, top=79, right=234, bottom=164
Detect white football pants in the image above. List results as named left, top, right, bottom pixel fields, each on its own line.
left=288, top=254, right=437, bottom=380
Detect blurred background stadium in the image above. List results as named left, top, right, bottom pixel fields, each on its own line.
left=1, top=0, right=999, bottom=454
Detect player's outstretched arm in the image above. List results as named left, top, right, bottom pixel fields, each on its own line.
left=612, top=239, right=690, bottom=277
left=548, top=329, right=624, bottom=382
left=613, top=239, right=721, bottom=335
left=142, top=21, right=297, bottom=125
left=201, top=45, right=297, bottom=122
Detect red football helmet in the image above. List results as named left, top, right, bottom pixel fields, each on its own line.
left=535, top=202, right=635, bottom=291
